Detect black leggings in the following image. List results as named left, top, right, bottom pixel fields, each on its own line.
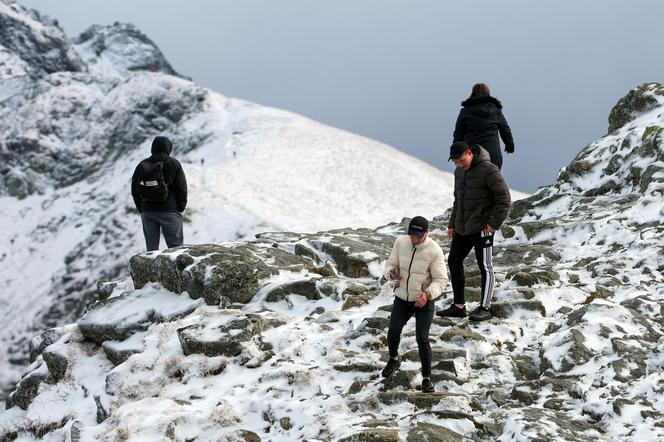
left=448, top=230, right=495, bottom=308
left=387, top=296, right=434, bottom=377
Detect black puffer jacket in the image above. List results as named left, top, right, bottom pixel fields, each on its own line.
left=448, top=147, right=510, bottom=235
left=453, top=96, right=514, bottom=168
left=131, top=138, right=187, bottom=213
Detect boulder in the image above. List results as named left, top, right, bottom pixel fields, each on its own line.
left=177, top=313, right=282, bottom=357
left=506, top=269, right=559, bottom=287
left=130, top=244, right=278, bottom=305
left=309, top=230, right=393, bottom=278
left=29, top=329, right=62, bottom=363
left=7, top=362, right=49, bottom=410
left=264, top=278, right=321, bottom=302
left=377, top=391, right=465, bottom=409
left=407, top=422, right=464, bottom=442
left=439, top=327, right=485, bottom=343
left=338, top=428, right=400, bottom=442
left=42, top=345, right=68, bottom=382
left=79, top=287, right=200, bottom=344
left=491, top=300, right=546, bottom=318
left=102, top=332, right=146, bottom=366
left=608, top=83, right=664, bottom=132
left=504, top=407, right=600, bottom=440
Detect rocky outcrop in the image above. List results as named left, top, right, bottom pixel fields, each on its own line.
left=0, top=2, right=84, bottom=77
left=74, top=23, right=180, bottom=76
left=608, top=82, right=664, bottom=132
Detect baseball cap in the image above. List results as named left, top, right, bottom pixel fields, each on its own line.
left=408, top=216, right=429, bottom=237
left=448, top=141, right=471, bottom=161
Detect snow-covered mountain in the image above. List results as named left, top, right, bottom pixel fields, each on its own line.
left=0, top=0, right=526, bottom=404
left=2, top=80, right=662, bottom=441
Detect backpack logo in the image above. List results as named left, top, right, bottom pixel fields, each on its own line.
left=485, top=239, right=491, bottom=245
left=138, top=161, right=169, bottom=202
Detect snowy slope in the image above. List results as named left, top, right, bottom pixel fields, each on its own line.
left=0, top=1, right=530, bottom=403
left=1, top=82, right=663, bottom=440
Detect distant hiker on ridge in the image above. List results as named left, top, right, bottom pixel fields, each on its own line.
left=453, top=83, right=515, bottom=169
left=382, top=216, right=448, bottom=393
left=437, top=141, right=510, bottom=321
left=131, top=136, right=188, bottom=251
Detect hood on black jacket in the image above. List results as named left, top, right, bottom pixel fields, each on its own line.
left=461, top=95, right=503, bottom=109
left=470, top=146, right=492, bottom=168
left=461, top=96, right=503, bottom=118
left=151, top=136, right=173, bottom=156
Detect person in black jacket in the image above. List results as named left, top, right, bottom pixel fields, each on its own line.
left=453, top=83, right=515, bottom=169
left=131, top=136, right=187, bottom=251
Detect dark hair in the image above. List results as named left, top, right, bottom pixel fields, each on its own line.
left=471, top=83, right=491, bottom=97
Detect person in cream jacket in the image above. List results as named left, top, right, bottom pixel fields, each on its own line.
left=381, top=216, right=448, bottom=393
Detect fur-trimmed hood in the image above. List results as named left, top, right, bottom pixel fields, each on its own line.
left=461, top=95, right=503, bottom=110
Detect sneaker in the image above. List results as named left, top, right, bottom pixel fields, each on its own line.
left=381, top=358, right=401, bottom=378
left=436, top=303, right=467, bottom=318
left=469, top=306, right=493, bottom=321
left=421, top=378, right=434, bottom=393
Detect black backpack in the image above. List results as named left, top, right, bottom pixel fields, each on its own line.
left=137, top=161, right=169, bottom=202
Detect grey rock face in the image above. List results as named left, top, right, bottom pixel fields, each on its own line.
left=506, top=269, right=559, bottom=287
left=491, top=300, right=546, bottom=318
left=505, top=407, right=600, bottom=440
left=608, top=83, right=664, bottom=132
left=376, top=391, right=464, bottom=409
left=407, top=423, right=464, bottom=442
left=265, top=278, right=320, bottom=302
left=0, top=3, right=84, bottom=77
left=7, top=361, right=49, bottom=410
left=338, top=428, right=400, bottom=442
left=102, top=338, right=144, bottom=366
left=42, top=346, right=68, bottom=382
left=130, top=245, right=278, bottom=305
left=177, top=313, right=282, bottom=357
left=309, top=229, right=393, bottom=278
left=74, top=23, right=180, bottom=76
left=28, top=329, right=62, bottom=362
left=78, top=288, right=200, bottom=344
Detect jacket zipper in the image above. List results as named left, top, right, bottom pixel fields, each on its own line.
left=406, top=246, right=417, bottom=301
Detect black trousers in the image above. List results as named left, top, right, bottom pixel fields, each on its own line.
left=141, top=211, right=184, bottom=251
left=387, top=296, right=434, bottom=377
left=448, top=230, right=495, bottom=308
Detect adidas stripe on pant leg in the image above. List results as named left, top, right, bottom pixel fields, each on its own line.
left=478, top=230, right=495, bottom=308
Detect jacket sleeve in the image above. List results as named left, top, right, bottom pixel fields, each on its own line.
left=497, top=110, right=515, bottom=153
left=383, top=239, right=400, bottom=280
left=174, top=164, right=188, bottom=212
left=486, top=167, right=511, bottom=229
left=453, top=111, right=466, bottom=142
left=448, top=199, right=457, bottom=229
left=424, top=248, right=448, bottom=300
left=131, top=165, right=142, bottom=213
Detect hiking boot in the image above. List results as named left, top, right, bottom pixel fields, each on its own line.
left=381, top=358, right=401, bottom=378
left=469, top=306, right=493, bottom=321
left=421, top=378, right=434, bottom=393
left=436, top=303, right=467, bottom=318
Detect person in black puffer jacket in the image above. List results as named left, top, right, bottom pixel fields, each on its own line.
left=131, top=136, right=188, bottom=251
left=453, top=83, right=515, bottom=169
left=438, top=142, right=510, bottom=322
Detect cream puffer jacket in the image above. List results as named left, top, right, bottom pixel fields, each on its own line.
left=383, top=235, right=448, bottom=302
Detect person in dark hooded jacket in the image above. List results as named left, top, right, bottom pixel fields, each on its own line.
left=453, top=83, right=514, bottom=169
left=131, top=136, right=187, bottom=251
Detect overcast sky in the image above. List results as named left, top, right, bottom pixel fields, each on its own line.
left=20, top=0, right=664, bottom=192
